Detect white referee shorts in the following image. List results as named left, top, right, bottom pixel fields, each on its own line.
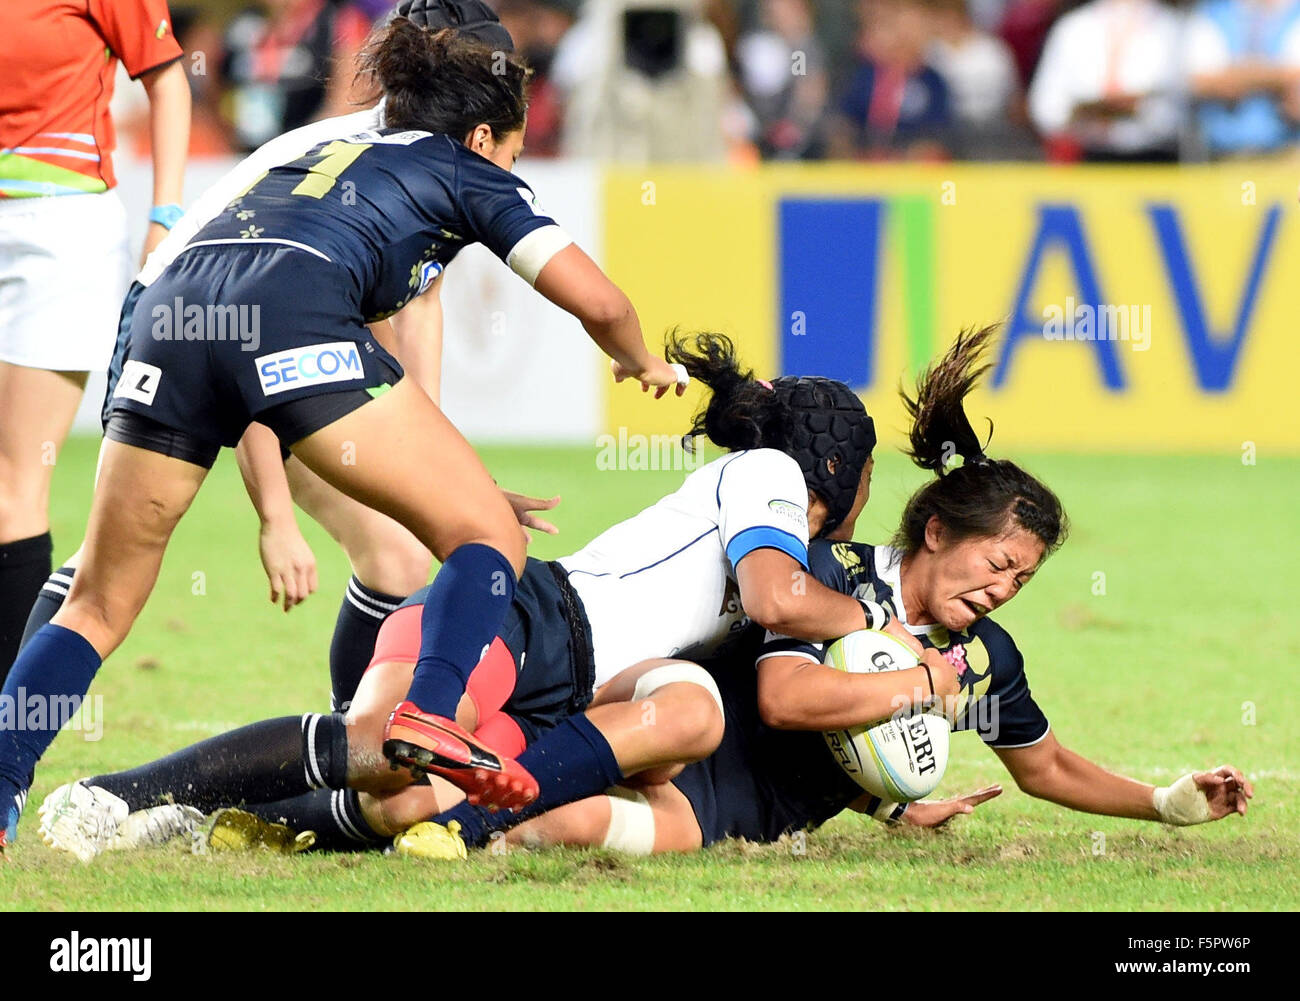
left=0, top=189, right=132, bottom=372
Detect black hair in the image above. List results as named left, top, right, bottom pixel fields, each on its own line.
left=665, top=330, right=794, bottom=452
left=891, top=324, right=1068, bottom=560
left=360, top=19, right=530, bottom=140
left=666, top=330, right=877, bottom=534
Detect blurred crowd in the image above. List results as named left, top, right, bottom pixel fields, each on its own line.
left=116, top=0, right=1300, bottom=163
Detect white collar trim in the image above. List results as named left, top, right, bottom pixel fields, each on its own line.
left=873, top=544, right=944, bottom=639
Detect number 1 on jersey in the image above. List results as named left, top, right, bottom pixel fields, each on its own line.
left=292, top=141, right=372, bottom=200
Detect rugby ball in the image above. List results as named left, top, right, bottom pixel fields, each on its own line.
left=821, top=629, right=950, bottom=802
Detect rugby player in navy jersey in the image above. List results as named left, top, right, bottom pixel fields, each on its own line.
left=0, top=18, right=696, bottom=855
left=419, top=327, right=1251, bottom=854
left=38, top=334, right=946, bottom=859
left=18, top=0, right=558, bottom=767
left=41, top=330, right=1252, bottom=859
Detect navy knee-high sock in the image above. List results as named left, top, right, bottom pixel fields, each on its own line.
left=247, top=788, right=389, bottom=851
left=330, top=576, right=405, bottom=711
left=88, top=713, right=348, bottom=812
left=405, top=543, right=516, bottom=719
left=0, top=624, right=102, bottom=821
left=19, top=564, right=75, bottom=655
left=432, top=714, right=623, bottom=848
left=0, top=533, right=53, bottom=684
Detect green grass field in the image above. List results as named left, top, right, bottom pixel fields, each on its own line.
left=2, top=437, right=1297, bottom=910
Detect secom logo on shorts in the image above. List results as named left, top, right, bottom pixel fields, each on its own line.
left=256, top=342, right=364, bottom=396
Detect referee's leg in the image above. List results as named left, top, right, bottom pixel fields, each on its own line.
left=0, top=361, right=87, bottom=683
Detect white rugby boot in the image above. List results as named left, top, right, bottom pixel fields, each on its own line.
left=37, top=780, right=128, bottom=862
left=110, top=803, right=205, bottom=851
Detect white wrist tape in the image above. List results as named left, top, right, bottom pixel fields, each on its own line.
left=669, top=362, right=690, bottom=387
left=857, top=599, right=891, bottom=631
left=1152, top=773, right=1213, bottom=826
left=867, top=796, right=907, bottom=825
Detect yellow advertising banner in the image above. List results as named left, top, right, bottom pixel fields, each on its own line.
left=602, top=164, right=1299, bottom=453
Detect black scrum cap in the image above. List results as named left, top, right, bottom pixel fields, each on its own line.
left=771, top=377, right=876, bottom=534
left=390, top=0, right=516, bottom=52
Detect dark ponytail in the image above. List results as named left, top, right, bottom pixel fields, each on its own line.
left=667, top=330, right=877, bottom=533
left=892, top=325, right=1068, bottom=559
left=360, top=19, right=530, bottom=140
left=902, top=324, right=994, bottom=471
left=666, top=330, right=793, bottom=452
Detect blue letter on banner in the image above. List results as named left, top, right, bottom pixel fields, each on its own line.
left=994, top=204, right=1125, bottom=391
left=1147, top=202, right=1279, bottom=393
left=780, top=198, right=883, bottom=387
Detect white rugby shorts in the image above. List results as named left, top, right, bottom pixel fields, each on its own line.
left=0, top=189, right=132, bottom=371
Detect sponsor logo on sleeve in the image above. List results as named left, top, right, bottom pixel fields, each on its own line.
left=255, top=342, right=364, bottom=396
left=353, top=130, right=432, bottom=146
left=113, top=361, right=162, bottom=406
left=767, top=498, right=808, bottom=531
left=516, top=187, right=549, bottom=217
left=410, top=259, right=443, bottom=294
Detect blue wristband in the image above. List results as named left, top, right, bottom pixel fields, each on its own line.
left=149, top=204, right=183, bottom=230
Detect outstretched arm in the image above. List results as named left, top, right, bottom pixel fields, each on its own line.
left=994, top=732, right=1253, bottom=824
left=533, top=245, right=685, bottom=397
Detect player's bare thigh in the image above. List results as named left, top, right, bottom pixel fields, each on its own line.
left=589, top=657, right=725, bottom=784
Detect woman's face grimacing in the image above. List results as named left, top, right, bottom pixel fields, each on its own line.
left=914, top=515, right=1045, bottom=631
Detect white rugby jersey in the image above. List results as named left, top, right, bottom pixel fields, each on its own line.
left=560, top=448, right=811, bottom=686
left=136, top=107, right=383, bottom=287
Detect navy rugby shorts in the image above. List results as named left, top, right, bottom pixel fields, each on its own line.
left=104, top=243, right=402, bottom=466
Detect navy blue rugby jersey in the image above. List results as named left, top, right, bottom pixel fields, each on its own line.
left=759, top=539, right=1051, bottom=749
left=675, top=539, right=1052, bottom=840
left=189, top=128, right=560, bottom=321
left=698, top=634, right=869, bottom=839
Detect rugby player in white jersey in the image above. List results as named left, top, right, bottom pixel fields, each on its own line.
left=50, top=332, right=1245, bottom=863
left=38, top=333, right=950, bottom=860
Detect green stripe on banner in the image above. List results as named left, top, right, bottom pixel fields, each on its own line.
left=892, top=196, right=936, bottom=377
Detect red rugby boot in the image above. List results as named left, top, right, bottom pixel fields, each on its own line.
left=383, top=701, right=538, bottom=811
